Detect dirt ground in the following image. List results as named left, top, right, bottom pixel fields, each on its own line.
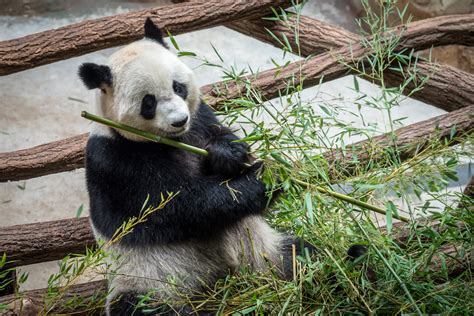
left=0, top=0, right=470, bottom=291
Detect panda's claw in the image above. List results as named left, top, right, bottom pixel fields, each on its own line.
left=204, top=140, right=249, bottom=177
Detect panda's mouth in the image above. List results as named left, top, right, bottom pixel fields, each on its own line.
left=159, top=127, right=189, bottom=138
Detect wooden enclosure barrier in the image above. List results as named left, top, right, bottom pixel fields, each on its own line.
left=0, top=0, right=473, bottom=314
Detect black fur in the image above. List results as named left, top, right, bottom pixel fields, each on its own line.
left=109, top=292, right=146, bottom=316
left=173, top=80, right=188, bottom=99
left=196, top=104, right=250, bottom=177
left=78, top=63, right=112, bottom=90
left=86, top=102, right=267, bottom=247
left=281, top=238, right=318, bottom=280
left=144, top=17, right=168, bottom=48
left=140, top=94, right=157, bottom=120
left=347, top=244, right=367, bottom=260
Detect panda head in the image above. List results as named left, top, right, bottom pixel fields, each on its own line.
left=79, top=18, right=199, bottom=140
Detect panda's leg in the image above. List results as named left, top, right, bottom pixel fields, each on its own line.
left=280, top=237, right=318, bottom=280
left=107, top=292, right=146, bottom=316
left=221, top=215, right=287, bottom=276
left=107, top=291, right=182, bottom=316
left=221, top=215, right=319, bottom=279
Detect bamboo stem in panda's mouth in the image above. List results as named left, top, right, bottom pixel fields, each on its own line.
left=81, top=111, right=209, bottom=156
left=81, top=111, right=409, bottom=223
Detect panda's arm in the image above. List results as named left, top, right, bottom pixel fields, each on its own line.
left=190, top=102, right=250, bottom=177
left=110, top=163, right=268, bottom=245
left=146, top=164, right=267, bottom=243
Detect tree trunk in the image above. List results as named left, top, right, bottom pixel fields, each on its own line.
left=324, top=104, right=474, bottom=180
left=228, top=14, right=474, bottom=112
left=0, top=0, right=292, bottom=75
left=0, top=217, right=95, bottom=268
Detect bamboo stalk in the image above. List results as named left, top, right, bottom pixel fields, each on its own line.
left=292, top=179, right=409, bottom=223
left=81, top=111, right=208, bottom=156
left=82, top=111, right=403, bottom=222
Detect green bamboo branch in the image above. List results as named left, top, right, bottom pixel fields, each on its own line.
left=293, top=178, right=409, bottom=223
left=81, top=111, right=409, bottom=223
left=81, top=111, right=208, bottom=156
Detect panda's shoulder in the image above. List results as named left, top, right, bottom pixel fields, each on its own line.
left=191, top=101, right=219, bottom=131
left=85, top=128, right=122, bottom=168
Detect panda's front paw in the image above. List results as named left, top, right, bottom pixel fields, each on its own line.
left=204, top=140, right=249, bottom=177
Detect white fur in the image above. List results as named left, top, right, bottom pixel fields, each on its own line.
left=97, top=216, right=284, bottom=314
left=95, top=39, right=200, bottom=141
left=91, top=39, right=286, bottom=313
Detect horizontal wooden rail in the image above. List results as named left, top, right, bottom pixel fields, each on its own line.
left=324, top=105, right=474, bottom=180
left=228, top=14, right=474, bottom=112
left=2, top=104, right=473, bottom=267
left=0, top=280, right=106, bottom=315
left=0, top=134, right=87, bottom=183
left=206, top=15, right=474, bottom=111
left=0, top=0, right=292, bottom=75
left=0, top=217, right=95, bottom=267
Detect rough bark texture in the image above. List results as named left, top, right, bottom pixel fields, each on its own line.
left=228, top=14, right=474, bottom=112
left=207, top=15, right=474, bottom=113
left=0, top=217, right=95, bottom=268
left=323, top=105, right=474, bottom=180
left=0, top=134, right=87, bottom=182
left=0, top=0, right=292, bottom=75
left=0, top=280, right=106, bottom=315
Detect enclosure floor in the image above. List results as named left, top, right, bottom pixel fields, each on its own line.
left=0, top=0, right=468, bottom=291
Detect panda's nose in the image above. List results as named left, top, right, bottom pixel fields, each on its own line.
left=171, top=116, right=188, bottom=128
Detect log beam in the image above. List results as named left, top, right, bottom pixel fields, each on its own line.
left=0, top=280, right=106, bottom=315
left=0, top=217, right=95, bottom=268
left=0, top=0, right=292, bottom=75
left=228, top=14, right=474, bottom=112
left=323, top=105, right=474, bottom=180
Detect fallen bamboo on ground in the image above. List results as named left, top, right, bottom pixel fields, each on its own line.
left=82, top=111, right=407, bottom=222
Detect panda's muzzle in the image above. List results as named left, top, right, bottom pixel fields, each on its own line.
left=171, top=116, right=188, bottom=128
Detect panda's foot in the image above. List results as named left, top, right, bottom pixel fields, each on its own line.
left=108, top=292, right=146, bottom=316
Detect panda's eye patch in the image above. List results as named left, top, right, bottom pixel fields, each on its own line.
left=172, top=81, right=188, bottom=99
left=140, top=94, right=157, bottom=120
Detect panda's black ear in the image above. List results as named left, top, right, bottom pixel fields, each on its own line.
left=144, top=17, right=168, bottom=48
left=78, top=63, right=112, bottom=90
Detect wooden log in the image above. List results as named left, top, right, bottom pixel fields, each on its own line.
left=0, top=280, right=106, bottom=315
left=0, top=0, right=292, bottom=75
left=323, top=105, right=474, bottom=180
left=0, top=134, right=87, bottom=184
left=0, top=217, right=95, bottom=268
left=228, top=14, right=474, bottom=112
left=205, top=15, right=474, bottom=112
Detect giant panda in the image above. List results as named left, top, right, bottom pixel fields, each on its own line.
left=78, top=18, right=317, bottom=315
